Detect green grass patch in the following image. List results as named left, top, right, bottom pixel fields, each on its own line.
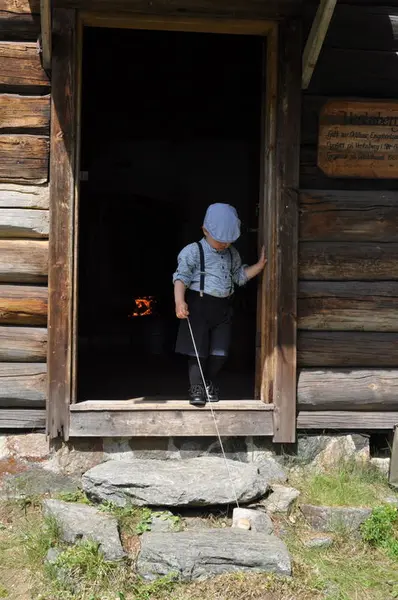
left=56, top=489, right=91, bottom=504
left=290, top=460, right=390, bottom=507
left=361, top=505, right=398, bottom=560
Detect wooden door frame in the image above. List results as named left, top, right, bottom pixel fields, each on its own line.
left=46, top=10, right=301, bottom=442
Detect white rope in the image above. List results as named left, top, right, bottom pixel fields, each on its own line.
left=187, top=316, right=240, bottom=509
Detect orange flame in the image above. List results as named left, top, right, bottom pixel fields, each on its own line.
left=129, top=296, right=155, bottom=318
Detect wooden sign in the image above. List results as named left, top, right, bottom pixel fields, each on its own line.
left=318, top=100, right=398, bottom=178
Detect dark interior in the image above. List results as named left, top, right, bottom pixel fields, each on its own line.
left=76, top=26, right=264, bottom=401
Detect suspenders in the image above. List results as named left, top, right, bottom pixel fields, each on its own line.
left=196, top=241, right=233, bottom=297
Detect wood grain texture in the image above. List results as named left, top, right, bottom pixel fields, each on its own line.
left=0, top=326, right=47, bottom=361
left=53, top=0, right=301, bottom=18
left=298, top=281, right=398, bottom=331
left=298, top=368, right=398, bottom=411
left=47, top=8, right=77, bottom=440
left=0, top=95, right=50, bottom=134
left=0, top=284, right=47, bottom=325
left=0, top=409, right=45, bottom=428
left=300, top=190, right=398, bottom=242
left=298, top=331, right=398, bottom=367
left=297, top=410, right=398, bottom=430
left=0, top=363, right=46, bottom=407
left=0, top=209, right=49, bottom=238
left=69, top=407, right=274, bottom=437
left=0, top=42, right=49, bottom=89
left=0, top=0, right=40, bottom=41
left=0, top=240, right=48, bottom=283
left=0, top=184, right=49, bottom=208
left=272, top=19, right=301, bottom=444
left=0, top=135, right=49, bottom=184
left=299, top=242, right=398, bottom=280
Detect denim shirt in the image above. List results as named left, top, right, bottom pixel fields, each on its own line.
left=172, top=238, right=248, bottom=298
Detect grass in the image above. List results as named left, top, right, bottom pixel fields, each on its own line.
left=290, top=459, right=391, bottom=507
left=361, top=504, right=398, bottom=560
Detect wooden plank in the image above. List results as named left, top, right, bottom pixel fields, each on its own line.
left=47, top=8, right=77, bottom=440
left=0, top=326, right=47, bottom=361
left=71, top=400, right=273, bottom=411
left=0, top=0, right=40, bottom=41
left=272, top=19, right=301, bottom=444
left=257, top=24, right=278, bottom=401
left=40, top=0, right=51, bottom=71
left=0, top=363, right=46, bottom=407
left=318, top=100, right=398, bottom=179
left=0, top=95, right=50, bottom=134
left=298, top=281, right=398, bottom=331
left=302, top=0, right=337, bottom=89
left=69, top=408, right=274, bottom=437
left=300, top=190, right=398, bottom=242
left=298, top=368, right=398, bottom=411
left=298, top=331, right=398, bottom=367
left=55, top=0, right=301, bottom=19
left=0, top=184, right=49, bottom=208
left=0, top=209, right=49, bottom=238
left=0, top=42, right=50, bottom=90
left=0, top=135, right=49, bottom=184
left=299, top=242, right=398, bottom=280
left=0, top=284, right=47, bottom=325
left=0, top=240, right=48, bottom=283
left=297, top=410, right=398, bottom=430
left=0, top=408, right=45, bottom=429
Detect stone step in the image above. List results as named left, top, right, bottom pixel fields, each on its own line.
left=82, top=456, right=284, bottom=507
left=137, top=529, right=291, bottom=581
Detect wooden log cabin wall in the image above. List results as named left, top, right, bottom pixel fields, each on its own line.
left=1, top=0, right=398, bottom=438
left=297, top=1, right=398, bottom=429
left=0, top=0, right=49, bottom=430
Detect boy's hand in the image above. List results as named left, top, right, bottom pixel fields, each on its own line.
left=257, top=246, right=267, bottom=270
left=176, top=301, right=189, bottom=319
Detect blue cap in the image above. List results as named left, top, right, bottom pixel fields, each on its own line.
left=203, top=203, right=241, bottom=243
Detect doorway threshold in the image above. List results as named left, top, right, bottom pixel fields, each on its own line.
left=69, top=400, right=274, bottom=437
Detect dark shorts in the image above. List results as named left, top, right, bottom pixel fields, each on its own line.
left=175, top=289, right=233, bottom=358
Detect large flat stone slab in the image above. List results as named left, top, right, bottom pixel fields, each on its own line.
left=43, top=499, right=126, bottom=561
left=82, top=457, right=270, bottom=507
left=137, top=529, right=291, bottom=581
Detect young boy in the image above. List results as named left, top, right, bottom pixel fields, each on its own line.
left=173, top=203, right=266, bottom=406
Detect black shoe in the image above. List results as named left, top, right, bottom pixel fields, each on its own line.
left=205, top=380, right=219, bottom=402
left=189, top=384, right=206, bottom=406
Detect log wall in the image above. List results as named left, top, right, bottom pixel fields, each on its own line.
left=297, top=3, right=398, bottom=415
left=0, top=0, right=49, bottom=429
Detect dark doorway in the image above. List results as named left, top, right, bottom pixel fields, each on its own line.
left=76, top=26, right=264, bottom=401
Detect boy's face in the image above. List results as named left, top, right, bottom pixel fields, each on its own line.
left=202, top=227, right=231, bottom=251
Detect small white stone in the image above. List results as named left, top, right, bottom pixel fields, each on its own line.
left=264, top=485, right=300, bottom=514
left=232, top=508, right=274, bottom=534
left=370, top=457, right=390, bottom=476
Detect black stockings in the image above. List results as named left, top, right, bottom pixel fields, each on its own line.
left=188, top=356, right=226, bottom=388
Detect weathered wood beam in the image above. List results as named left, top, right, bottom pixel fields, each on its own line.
left=0, top=135, right=49, bottom=184
left=300, top=189, right=398, bottom=243
left=0, top=408, right=45, bottom=428
left=0, top=326, right=47, bottom=361
left=298, top=369, right=398, bottom=411
left=0, top=208, right=49, bottom=238
left=69, top=406, right=274, bottom=437
left=298, top=331, right=398, bottom=367
left=298, top=281, right=398, bottom=331
left=297, top=411, right=398, bottom=430
left=0, top=0, right=40, bottom=41
left=302, top=0, right=337, bottom=89
left=0, top=363, right=46, bottom=407
left=40, top=0, right=51, bottom=70
left=0, top=284, right=47, bottom=325
left=0, top=184, right=49, bottom=209
left=0, top=240, right=48, bottom=283
left=299, top=242, right=398, bottom=280
left=0, top=42, right=50, bottom=90
left=0, top=95, right=50, bottom=134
